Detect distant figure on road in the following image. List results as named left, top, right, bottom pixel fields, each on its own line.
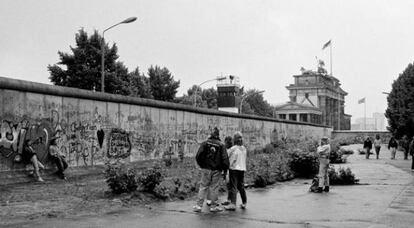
left=409, top=137, right=414, bottom=171
left=373, top=134, right=382, bottom=159
left=193, top=127, right=229, bottom=213
left=363, top=137, right=373, bottom=159
left=401, top=135, right=410, bottom=160
left=224, top=132, right=247, bottom=210
left=315, top=136, right=331, bottom=193
left=388, top=137, right=398, bottom=160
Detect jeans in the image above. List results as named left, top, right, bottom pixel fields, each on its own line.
left=390, top=147, right=396, bottom=159
left=365, top=148, right=371, bottom=159
left=52, top=155, right=68, bottom=175
left=375, top=146, right=381, bottom=159
left=228, top=169, right=247, bottom=205
left=196, top=169, right=221, bottom=207
left=318, top=158, right=329, bottom=188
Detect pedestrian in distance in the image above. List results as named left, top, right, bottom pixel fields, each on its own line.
left=224, top=132, right=247, bottom=210
left=315, top=136, right=331, bottom=193
left=408, top=137, right=414, bottom=171
left=363, top=136, right=373, bottom=159
left=373, top=134, right=381, bottom=159
left=193, top=127, right=229, bottom=213
left=49, top=136, right=68, bottom=180
left=401, top=135, right=410, bottom=160
left=388, top=137, right=398, bottom=160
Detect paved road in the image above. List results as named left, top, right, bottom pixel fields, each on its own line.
left=5, top=145, right=414, bottom=228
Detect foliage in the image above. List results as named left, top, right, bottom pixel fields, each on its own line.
left=176, top=85, right=218, bottom=108
left=241, top=89, right=274, bottom=117
left=148, top=65, right=180, bottom=101
left=289, top=149, right=319, bottom=178
left=328, top=166, right=359, bottom=185
left=137, top=162, right=165, bottom=192
left=128, top=68, right=153, bottom=99
left=48, top=29, right=131, bottom=95
left=105, top=161, right=138, bottom=194
left=385, top=62, right=414, bottom=138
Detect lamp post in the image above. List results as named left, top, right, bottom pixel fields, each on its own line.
left=239, top=90, right=265, bottom=114
left=101, top=17, right=137, bottom=92
left=193, top=76, right=227, bottom=107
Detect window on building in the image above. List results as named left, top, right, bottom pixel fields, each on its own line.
left=300, top=114, right=308, bottom=122
left=279, top=114, right=286, bottom=119
left=289, top=114, right=297, bottom=121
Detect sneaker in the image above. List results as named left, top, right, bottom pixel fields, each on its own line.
left=193, top=205, right=202, bottom=213
left=206, top=200, right=212, bottom=206
left=221, top=200, right=231, bottom=206
left=240, top=203, right=246, bottom=209
left=36, top=177, right=45, bottom=182
left=224, top=204, right=236, bottom=211
left=209, top=206, right=223, bottom=212
left=314, top=187, right=323, bottom=193
left=324, top=186, right=330, bottom=192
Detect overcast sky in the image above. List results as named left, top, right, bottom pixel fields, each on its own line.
left=1, top=0, right=414, bottom=123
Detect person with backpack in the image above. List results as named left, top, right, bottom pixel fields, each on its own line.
left=315, top=136, right=331, bottom=193
left=193, top=127, right=229, bottom=213
left=388, top=137, right=398, bottom=159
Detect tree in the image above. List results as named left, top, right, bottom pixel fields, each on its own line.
left=242, top=89, right=273, bottom=117
left=128, top=68, right=153, bottom=99
left=176, top=85, right=218, bottom=108
left=385, top=62, right=414, bottom=138
left=48, top=29, right=130, bottom=94
left=148, top=65, right=180, bottom=101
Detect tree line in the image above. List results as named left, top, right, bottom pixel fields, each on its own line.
left=48, top=29, right=276, bottom=117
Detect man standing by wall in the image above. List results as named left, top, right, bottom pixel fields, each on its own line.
left=316, top=136, right=331, bottom=193
left=193, top=127, right=229, bottom=212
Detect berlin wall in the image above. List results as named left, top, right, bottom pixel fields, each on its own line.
left=0, top=76, right=332, bottom=172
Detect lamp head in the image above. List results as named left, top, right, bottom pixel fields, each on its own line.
left=122, top=17, right=137, bottom=24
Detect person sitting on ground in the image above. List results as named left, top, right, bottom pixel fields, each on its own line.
left=388, top=137, right=398, bottom=160
left=224, top=132, right=247, bottom=210
left=363, top=136, right=373, bottom=159
left=315, top=136, right=331, bottom=193
left=193, top=127, right=229, bottom=213
left=49, top=136, right=68, bottom=180
left=22, top=138, right=45, bottom=182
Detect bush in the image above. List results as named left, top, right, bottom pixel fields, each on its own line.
left=289, top=149, right=319, bottom=178
left=105, top=161, right=138, bottom=194
left=137, top=162, right=165, bottom=192
left=329, top=166, right=359, bottom=185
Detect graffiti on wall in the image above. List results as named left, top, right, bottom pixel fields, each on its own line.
left=107, top=128, right=131, bottom=159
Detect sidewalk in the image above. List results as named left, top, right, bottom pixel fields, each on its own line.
left=2, top=145, right=414, bottom=228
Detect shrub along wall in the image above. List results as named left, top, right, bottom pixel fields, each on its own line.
left=0, top=76, right=332, bottom=172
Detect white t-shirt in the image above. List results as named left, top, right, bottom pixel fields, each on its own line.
left=227, top=145, right=247, bottom=171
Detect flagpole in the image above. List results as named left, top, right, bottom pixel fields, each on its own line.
left=330, top=42, right=333, bottom=76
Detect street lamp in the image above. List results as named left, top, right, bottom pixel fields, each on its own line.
left=101, top=17, right=137, bottom=92
left=239, top=90, right=265, bottom=114
left=193, top=76, right=227, bottom=107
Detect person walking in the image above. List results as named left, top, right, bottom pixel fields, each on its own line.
left=388, top=137, right=398, bottom=160
left=224, top=132, right=247, bottom=210
left=364, top=137, right=373, bottom=159
left=193, top=127, right=229, bottom=213
left=401, top=135, right=410, bottom=160
left=315, top=136, right=331, bottom=193
left=373, top=134, right=382, bottom=159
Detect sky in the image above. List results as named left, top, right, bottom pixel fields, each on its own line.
left=1, top=0, right=414, bottom=123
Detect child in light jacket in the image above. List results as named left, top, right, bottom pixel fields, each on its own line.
left=224, top=132, right=247, bottom=210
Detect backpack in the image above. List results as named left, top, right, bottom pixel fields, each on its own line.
left=196, top=140, right=222, bottom=169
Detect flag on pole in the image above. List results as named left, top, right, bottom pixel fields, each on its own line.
left=322, top=40, right=331, bottom=50
left=358, top=97, right=366, bottom=104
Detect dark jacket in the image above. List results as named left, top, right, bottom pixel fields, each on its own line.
left=363, top=139, right=372, bottom=149
left=388, top=138, right=398, bottom=149
left=196, top=137, right=229, bottom=171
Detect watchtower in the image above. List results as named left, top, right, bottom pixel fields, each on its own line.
left=216, top=75, right=240, bottom=113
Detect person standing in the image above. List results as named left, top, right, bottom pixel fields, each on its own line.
left=316, top=136, right=331, bottom=193
left=388, top=137, right=398, bottom=160
left=373, top=134, right=382, bottom=159
left=363, top=137, right=373, bottom=159
left=224, top=132, right=247, bottom=210
left=409, top=137, right=414, bottom=171
left=193, top=127, right=229, bottom=213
